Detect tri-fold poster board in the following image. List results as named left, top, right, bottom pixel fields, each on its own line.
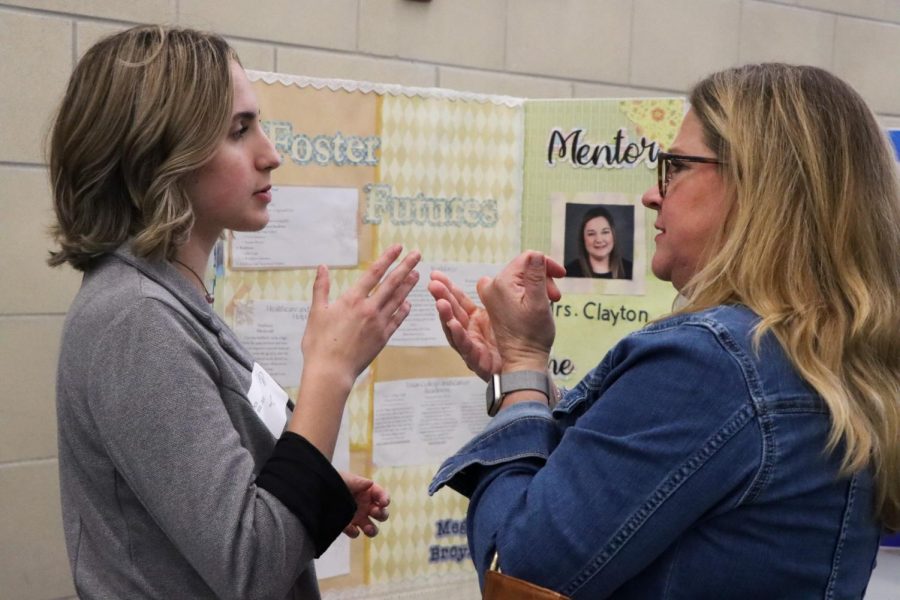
left=213, top=70, right=685, bottom=597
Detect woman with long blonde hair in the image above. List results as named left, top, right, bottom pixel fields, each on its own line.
left=428, top=63, right=900, bottom=598
left=684, top=64, right=900, bottom=533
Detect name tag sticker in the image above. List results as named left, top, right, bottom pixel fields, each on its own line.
left=247, top=362, right=289, bottom=438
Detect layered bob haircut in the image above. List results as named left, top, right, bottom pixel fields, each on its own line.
left=48, top=25, right=238, bottom=270
left=575, top=205, right=626, bottom=278
left=683, top=64, right=900, bottom=530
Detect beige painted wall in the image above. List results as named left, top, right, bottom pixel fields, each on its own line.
left=2, top=1, right=900, bottom=598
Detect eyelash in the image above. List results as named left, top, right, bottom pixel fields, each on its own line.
left=669, top=159, right=687, bottom=174
left=232, top=124, right=249, bottom=139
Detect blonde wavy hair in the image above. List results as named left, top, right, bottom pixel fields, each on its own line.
left=683, top=64, right=900, bottom=530
left=48, top=25, right=238, bottom=270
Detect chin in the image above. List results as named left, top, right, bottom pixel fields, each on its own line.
left=650, top=260, right=672, bottom=283
left=233, top=217, right=270, bottom=233
left=248, top=210, right=270, bottom=231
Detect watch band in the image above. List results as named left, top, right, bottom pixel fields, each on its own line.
left=486, top=370, right=550, bottom=416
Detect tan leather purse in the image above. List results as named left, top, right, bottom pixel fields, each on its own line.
left=483, top=552, right=571, bottom=600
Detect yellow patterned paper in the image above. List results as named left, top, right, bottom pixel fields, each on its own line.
left=617, top=98, right=684, bottom=150
left=376, top=96, right=523, bottom=263
left=367, top=466, right=472, bottom=583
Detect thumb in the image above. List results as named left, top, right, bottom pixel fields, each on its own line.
left=475, top=275, right=493, bottom=306
left=523, top=252, right=548, bottom=301
left=312, top=264, right=330, bottom=308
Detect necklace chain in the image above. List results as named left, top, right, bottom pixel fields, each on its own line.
left=172, top=258, right=214, bottom=304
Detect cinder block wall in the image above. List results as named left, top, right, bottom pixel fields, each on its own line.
left=2, top=1, right=899, bottom=598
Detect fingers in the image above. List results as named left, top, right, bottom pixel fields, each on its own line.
left=431, top=297, right=456, bottom=348
left=343, top=524, right=361, bottom=538
left=546, top=278, right=563, bottom=303
left=368, top=482, right=391, bottom=511
left=352, top=244, right=404, bottom=298
left=545, top=256, right=565, bottom=302
left=311, top=264, right=331, bottom=308
left=370, top=505, right=390, bottom=522
left=447, top=278, right=479, bottom=316
left=546, top=256, right=566, bottom=278
left=340, top=473, right=390, bottom=539
left=446, top=319, right=483, bottom=373
left=429, top=279, right=471, bottom=335
left=373, top=249, right=422, bottom=306
left=369, top=483, right=391, bottom=521
left=427, top=277, right=451, bottom=304
left=345, top=521, right=381, bottom=538
left=375, top=256, right=421, bottom=315
left=431, top=271, right=478, bottom=321
left=383, top=300, right=412, bottom=339
left=432, top=296, right=453, bottom=324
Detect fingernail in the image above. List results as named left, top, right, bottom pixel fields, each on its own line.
left=529, top=253, right=544, bottom=267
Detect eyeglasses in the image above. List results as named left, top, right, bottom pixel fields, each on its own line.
left=656, top=151, right=724, bottom=198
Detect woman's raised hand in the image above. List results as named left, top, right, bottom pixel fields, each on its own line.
left=476, top=251, right=565, bottom=372
left=429, top=253, right=565, bottom=379
left=428, top=271, right=500, bottom=381
left=301, top=245, right=421, bottom=390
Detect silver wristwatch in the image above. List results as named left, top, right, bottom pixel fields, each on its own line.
left=485, top=371, right=550, bottom=416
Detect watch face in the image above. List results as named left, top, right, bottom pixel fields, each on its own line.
left=486, top=375, right=501, bottom=416
left=485, top=371, right=549, bottom=417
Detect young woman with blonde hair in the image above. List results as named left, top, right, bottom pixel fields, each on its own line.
left=50, top=25, right=420, bottom=599
left=429, top=63, right=900, bottom=598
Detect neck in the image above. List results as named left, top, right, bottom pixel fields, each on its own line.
left=173, top=233, right=217, bottom=302
left=589, top=256, right=611, bottom=273
left=177, top=228, right=218, bottom=273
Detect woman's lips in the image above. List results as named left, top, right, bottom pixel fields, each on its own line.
left=254, top=185, right=272, bottom=202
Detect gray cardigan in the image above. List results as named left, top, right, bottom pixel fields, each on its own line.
left=55, top=245, right=333, bottom=599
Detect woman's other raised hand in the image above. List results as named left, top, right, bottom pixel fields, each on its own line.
left=476, top=251, right=565, bottom=373
left=429, top=252, right=565, bottom=379
left=428, top=270, right=500, bottom=381
left=292, top=245, right=420, bottom=458
left=301, top=245, right=421, bottom=390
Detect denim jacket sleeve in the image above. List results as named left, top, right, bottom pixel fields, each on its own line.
left=428, top=316, right=766, bottom=599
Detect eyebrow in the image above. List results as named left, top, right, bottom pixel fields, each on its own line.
left=233, top=110, right=260, bottom=121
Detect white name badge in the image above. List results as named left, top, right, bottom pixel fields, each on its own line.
left=247, top=362, right=289, bottom=438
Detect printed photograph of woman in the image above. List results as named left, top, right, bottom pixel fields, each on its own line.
left=563, top=204, right=634, bottom=279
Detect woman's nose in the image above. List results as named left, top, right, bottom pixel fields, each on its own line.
left=641, top=183, right=661, bottom=210
left=258, top=133, right=281, bottom=171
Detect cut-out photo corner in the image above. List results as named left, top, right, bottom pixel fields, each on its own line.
left=211, top=70, right=687, bottom=597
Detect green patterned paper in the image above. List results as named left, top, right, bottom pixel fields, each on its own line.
left=523, top=98, right=685, bottom=386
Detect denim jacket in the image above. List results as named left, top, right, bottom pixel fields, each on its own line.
left=429, top=305, right=881, bottom=599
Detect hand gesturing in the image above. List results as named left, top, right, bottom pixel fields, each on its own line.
left=428, top=271, right=500, bottom=381
left=340, top=471, right=390, bottom=538
left=428, top=253, right=565, bottom=379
